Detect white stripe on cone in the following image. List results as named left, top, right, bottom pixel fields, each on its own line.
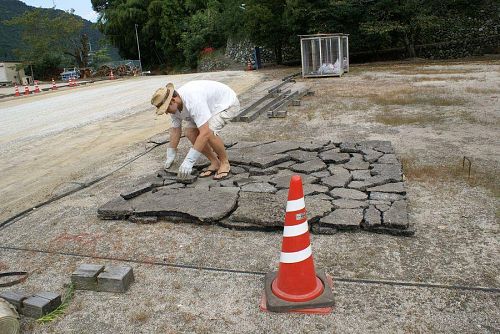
left=286, top=197, right=305, bottom=212
left=280, top=245, right=312, bottom=263
left=283, top=221, right=309, bottom=237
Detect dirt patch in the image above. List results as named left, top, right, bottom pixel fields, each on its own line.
left=226, top=59, right=499, bottom=199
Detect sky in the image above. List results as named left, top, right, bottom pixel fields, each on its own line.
left=20, top=0, right=98, bottom=22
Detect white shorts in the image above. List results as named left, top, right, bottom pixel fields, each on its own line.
left=184, top=104, right=240, bottom=136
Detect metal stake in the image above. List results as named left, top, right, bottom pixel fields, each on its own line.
left=462, top=156, right=472, bottom=179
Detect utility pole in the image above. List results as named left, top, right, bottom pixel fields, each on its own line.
left=30, top=64, right=34, bottom=85
left=134, top=24, right=143, bottom=75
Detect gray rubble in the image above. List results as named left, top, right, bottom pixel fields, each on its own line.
left=98, top=140, right=413, bottom=236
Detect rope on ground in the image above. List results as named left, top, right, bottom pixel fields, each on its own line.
left=1, top=245, right=498, bottom=294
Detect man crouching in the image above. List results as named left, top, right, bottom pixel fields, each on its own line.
left=151, top=80, right=240, bottom=180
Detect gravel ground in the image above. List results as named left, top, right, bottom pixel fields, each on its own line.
left=0, top=59, right=498, bottom=333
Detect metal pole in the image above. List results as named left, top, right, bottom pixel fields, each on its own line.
left=134, top=24, right=143, bottom=75
left=30, top=64, right=34, bottom=85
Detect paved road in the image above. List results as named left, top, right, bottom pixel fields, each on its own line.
left=0, top=72, right=253, bottom=147
left=0, top=71, right=262, bottom=222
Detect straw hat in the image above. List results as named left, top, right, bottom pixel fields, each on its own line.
left=151, top=82, right=175, bottom=115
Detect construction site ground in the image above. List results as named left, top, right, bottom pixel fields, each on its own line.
left=0, top=59, right=498, bottom=333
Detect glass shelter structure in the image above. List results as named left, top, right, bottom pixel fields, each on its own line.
left=299, top=34, right=349, bottom=78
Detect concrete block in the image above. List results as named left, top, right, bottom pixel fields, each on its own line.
left=0, top=290, right=30, bottom=311
left=33, top=292, right=61, bottom=311
left=21, top=292, right=61, bottom=318
left=71, top=264, right=105, bottom=290
left=274, top=110, right=287, bottom=118
left=97, top=265, right=134, bottom=293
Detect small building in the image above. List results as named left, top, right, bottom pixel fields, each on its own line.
left=0, top=61, right=27, bottom=85
left=299, top=34, right=349, bottom=78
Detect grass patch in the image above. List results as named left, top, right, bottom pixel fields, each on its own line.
left=132, top=310, right=150, bottom=323
left=374, top=112, right=443, bottom=126
left=412, top=76, right=472, bottom=82
left=397, top=68, right=472, bottom=75
left=37, top=283, right=75, bottom=324
left=464, top=87, right=500, bottom=94
left=455, top=110, right=496, bottom=126
left=401, top=157, right=500, bottom=197
left=369, top=90, right=467, bottom=106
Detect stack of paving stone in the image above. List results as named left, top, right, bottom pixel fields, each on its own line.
left=98, top=140, right=414, bottom=236
left=71, top=264, right=134, bottom=293
left=0, top=290, right=61, bottom=319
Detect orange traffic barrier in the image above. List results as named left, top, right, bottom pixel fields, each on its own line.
left=260, top=175, right=334, bottom=314
left=23, top=84, right=30, bottom=96
left=51, top=78, right=58, bottom=90
left=34, top=80, right=40, bottom=93
left=14, top=84, right=20, bottom=97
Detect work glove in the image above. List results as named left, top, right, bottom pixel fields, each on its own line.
left=178, top=148, right=202, bottom=179
left=164, top=147, right=177, bottom=170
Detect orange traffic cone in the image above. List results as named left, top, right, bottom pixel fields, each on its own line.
left=109, top=70, right=115, bottom=80
left=69, top=77, right=74, bottom=87
left=23, top=84, right=30, bottom=96
left=246, top=60, right=253, bottom=71
left=34, top=80, right=40, bottom=93
left=260, top=175, right=334, bottom=314
left=51, top=78, right=58, bottom=90
left=14, top=84, right=20, bottom=97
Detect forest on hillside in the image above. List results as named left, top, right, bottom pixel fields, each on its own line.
left=0, top=0, right=119, bottom=78
left=91, top=0, right=499, bottom=70
left=2, top=0, right=498, bottom=77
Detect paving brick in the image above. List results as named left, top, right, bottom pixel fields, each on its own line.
left=97, top=265, right=134, bottom=293
left=33, top=292, right=61, bottom=311
left=71, top=264, right=105, bottom=290
left=21, top=293, right=61, bottom=318
left=0, top=290, right=30, bottom=311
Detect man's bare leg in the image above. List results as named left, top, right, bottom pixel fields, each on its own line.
left=207, top=133, right=230, bottom=179
left=185, top=128, right=220, bottom=172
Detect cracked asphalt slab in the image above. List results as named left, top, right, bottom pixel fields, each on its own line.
left=0, top=63, right=499, bottom=333
left=98, top=139, right=413, bottom=235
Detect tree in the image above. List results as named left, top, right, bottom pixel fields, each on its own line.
left=92, top=47, right=112, bottom=66
left=357, top=0, right=440, bottom=58
left=180, top=1, right=226, bottom=68
left=64, top=34, right=90, bottom=68
left=92, top=0, right=187, bottom=69
left=243, top=1, right=288, bottom=64
left=4, top=8, right=83, bottom=63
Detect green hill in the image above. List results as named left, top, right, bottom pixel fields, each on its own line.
left=0, top=0, right=119, bottom=61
